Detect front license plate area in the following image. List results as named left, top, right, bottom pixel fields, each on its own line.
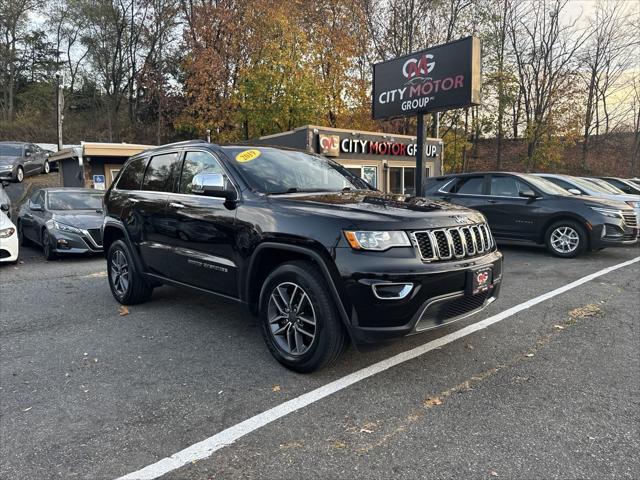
left=467, top=267, right=493, bottom=295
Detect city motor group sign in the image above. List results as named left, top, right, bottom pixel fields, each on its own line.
left=372, top=36, right=481, bottom=120
left=319, top=134, right=439, bottom=158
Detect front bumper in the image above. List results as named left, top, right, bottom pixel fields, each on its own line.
left=334, top=248, right=503, bottom=345
left=0, top=230, right=19, bottom=263
left=589, top=221, right=639, bottom=249
left=0, top=166, right=16, bottom=181
left=48, top=228, right=103, bottom=254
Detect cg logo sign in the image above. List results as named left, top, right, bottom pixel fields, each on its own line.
left=402, top=54, right=435, bottom=82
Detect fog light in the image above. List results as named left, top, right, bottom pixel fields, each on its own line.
left=372, top=283, right=413, bottom=300
left=57, top=239, right=70, bottom=249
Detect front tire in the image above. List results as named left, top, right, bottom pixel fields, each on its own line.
left=259, top=261, right=348, bottom=373
left=15, top=166, right=24, bottom=183
left=545, top=220, right=587, bottom=258
left=17, top=221, right=31, bottom=246
left=42, top=161, right=50, bottom=174
left=107, top=239, right=153, bottom=305
left=42, top=229, right=56, bottom=260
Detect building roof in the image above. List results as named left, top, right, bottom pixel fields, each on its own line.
left=49, top=142, right=154, bottom=162
left=258, top=124, right=440, bottom=142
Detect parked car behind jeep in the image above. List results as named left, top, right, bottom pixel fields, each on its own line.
left=0, top=142, right=51, bottom=182
left=102, top=142, right=503, bottom=372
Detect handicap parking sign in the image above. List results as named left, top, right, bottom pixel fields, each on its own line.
left=93, top=175, right=106, bottom=190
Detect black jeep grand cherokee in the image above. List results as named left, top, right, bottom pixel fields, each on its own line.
left=103, top=141, right=503, bottom=372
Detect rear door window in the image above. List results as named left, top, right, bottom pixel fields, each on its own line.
left=116, top=157, right=148, bottom=190
left=142, top=153, right=181, bottom=192
left=545, top=177, right=580, bottom=193
left=450, top=176, right=485, bottom=195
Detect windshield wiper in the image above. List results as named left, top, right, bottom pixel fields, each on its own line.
left=267, top=188, right=301, bottom=195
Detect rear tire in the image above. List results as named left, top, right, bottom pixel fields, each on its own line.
left=545, top=220, right=587, bottom=258
left=107, top=239, right=153, bottom=305
left=42, top=161, right=50, bottom=174
left=259, top=260, right=348, bottom=373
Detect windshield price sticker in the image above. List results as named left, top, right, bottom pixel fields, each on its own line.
left=236, top=149, right=261, bottom=163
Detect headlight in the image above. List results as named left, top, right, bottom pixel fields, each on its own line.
left=0, top=227, right=15, bottom=238
left=0, top=165, right=12, bottom=171
left=344, top=230, right=410, bottom=251
left=626, top=201, right=640, bottom=208
left=588, top=206, right=622, bottom=219
left=53, top=220, right=83, bottom=235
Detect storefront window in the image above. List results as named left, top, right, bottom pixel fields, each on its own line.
left=403, top=168, right=415, bottom=196
left=389, top=167, right=402, bottom=194
left=362, top=166, right=377, bottom=188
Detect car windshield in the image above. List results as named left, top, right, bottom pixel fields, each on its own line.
left=47, top=191, right=104, bottom=210
left=0, top=144, right=22, bottom=156
left=583, top=178, right=624, bottom=194
left=221, top=147, right=369, bottom=194
left=519, top=174, right=571, bottom=195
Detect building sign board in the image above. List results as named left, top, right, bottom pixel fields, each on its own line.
left=318, top=134, right=340, bottom=156
left=372, top=36, right=481, bottom=120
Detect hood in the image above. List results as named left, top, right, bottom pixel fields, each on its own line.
left=0, top=211, right=15, bottom=229
left=0, top=156, right=20, bottom=166
left=52, top=210, right=104, bottom=229
left=568, top=195, right=636, bottom=210
left=268, top=190, right=486, bottom=230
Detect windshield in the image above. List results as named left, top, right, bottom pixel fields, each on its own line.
left=565, top=176, right=613, bottom=194
left=519, top=174, right=571, bottom=195
left=221, top=147, right=370, bottom=194
left=0, top=144, right=22, bottom=156
left=47, top=191, right=104, bottom=210
left=582, top=178, right=624, bottom=194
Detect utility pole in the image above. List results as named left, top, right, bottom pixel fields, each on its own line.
left=56, top=74, right=64, bottom=150
left=432, top=112, right=441, bottom=176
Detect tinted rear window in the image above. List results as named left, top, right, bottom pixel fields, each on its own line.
left=116, top=157, right=148, bottom=190
left=142, top=153, right=180, bottom=192
left=48, top=191, right=104, bottom=210
left=0, top=144, right=22, bottom=156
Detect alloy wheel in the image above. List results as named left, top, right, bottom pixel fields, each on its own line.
left=267, top=282, right=317, bottom=356
left=110, top=249, right=130, bottom=296
left=44, top=161, right=50, bottom=174
left=550, top=226, right=579, bottom=253
left=17, top=167, right=24, bottom=182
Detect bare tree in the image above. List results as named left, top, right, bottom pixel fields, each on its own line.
left=508, top=0, right=590, bottom=171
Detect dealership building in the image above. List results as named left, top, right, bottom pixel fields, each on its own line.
left=256, top=125, right=442, bottom=195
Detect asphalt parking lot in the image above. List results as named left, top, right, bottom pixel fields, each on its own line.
left=1, top=244, right=639, bottom=479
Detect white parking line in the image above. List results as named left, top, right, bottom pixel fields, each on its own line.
left=117, top=256, right=640, bottom=480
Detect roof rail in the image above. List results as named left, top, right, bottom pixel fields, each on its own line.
left=156, top=139, right=208, bottom=148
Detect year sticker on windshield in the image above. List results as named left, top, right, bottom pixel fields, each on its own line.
left=236, top=149, right=261, bottom=163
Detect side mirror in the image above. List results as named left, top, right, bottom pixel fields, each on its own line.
left=191, top=172, right=238, bottom=202
left=1, top=203, right=9, bottom=212
left=519, top=189, right=538, bottom=199
left=29, top=202, right=43, bottom=211
left=45, top=152, right=50, bottom=158
left=25, top=150, right=32, bottom=157
left=567, top=188, right=581, bottom=195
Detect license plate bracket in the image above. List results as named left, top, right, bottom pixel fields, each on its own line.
left=467, top=267, right=493, bottom=295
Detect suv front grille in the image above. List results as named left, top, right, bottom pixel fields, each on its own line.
left=411, top=223, right=494, bottom=261
left=622, top=212, right=638, bottom=228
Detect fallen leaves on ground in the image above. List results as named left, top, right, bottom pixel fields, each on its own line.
left=118, top=306, right=130, bottom=316
left=490, top=471, right=499, bottom=477
left=424, top=396, right=443, bottom=407
left=568, top=304, right=602, bottom=320
left=272, top=385, right=281, bottom=392
left=553, top=324, right=565, bottom=330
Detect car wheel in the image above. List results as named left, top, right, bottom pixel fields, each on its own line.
left=259, top=261, right=348, bottom=373
left=107, top=239, right=153, bottom=305
left=42, top=229, right=57, bottom=260
left=545, top=220, right=587, bottom=258
left=42, top=161, right=50, bottom=174
left=17, top=221, right=30, bottom=246
left=15, top=166, right=24, bottom=183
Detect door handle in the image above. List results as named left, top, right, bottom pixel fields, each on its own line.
left=487, top=199, right=498, bottom=204
left=169, top=202, right=185, bottom=209
left=129, top=198, right=139, bottom=204
left=24, top=213, right=33, bottom=219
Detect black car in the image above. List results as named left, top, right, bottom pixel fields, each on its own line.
left=102, top=142, right=503, bottom=372
left=0, top=142, right=51, bottom=183
left=425, top=172, right=639, bottom=257
left=17, top=188, right=105, bottom=259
